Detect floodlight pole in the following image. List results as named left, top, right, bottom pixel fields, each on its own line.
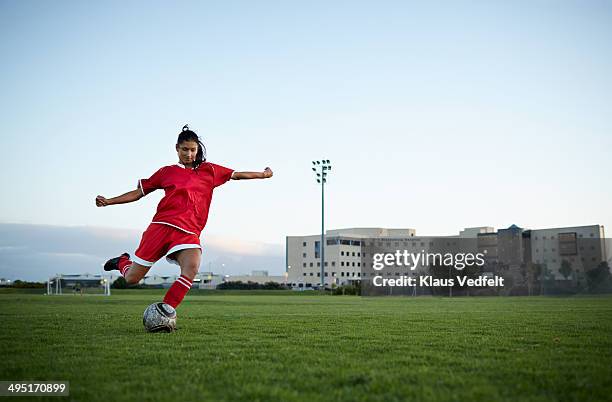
left=320, top=175, right=325, bottom=289
left=312, top=160, right=331, bottom=290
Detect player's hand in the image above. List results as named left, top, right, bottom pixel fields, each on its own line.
left=263, top=167, right=273, bottom=178
left=96, top=195, right=110, bottom=207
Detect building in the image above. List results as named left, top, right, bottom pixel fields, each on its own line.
left=287, top=227, right=417, bottom=289
left=225, top=270, right=287, bottom=285
left=287, top=225, right=608, bottom=289
left=459, top=227, right=495, bottom=237
left=196, top=272, right=224, bottom=289
left=140, top=275, right=178, bottom=288
left=476, top=224, right=607, bottom=282
left=528, top=225, right=606, bottom=279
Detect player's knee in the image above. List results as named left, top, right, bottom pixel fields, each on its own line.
left=181, top=262, right=200, bottom=279
left=125, top=271, right=141, bottom=285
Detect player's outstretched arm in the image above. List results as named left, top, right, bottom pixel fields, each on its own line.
left=231, top=167, right=273, bottom=180
left=95, top=189, right=144, bottom=207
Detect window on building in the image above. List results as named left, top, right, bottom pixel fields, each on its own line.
left=358, top=252, right=361, bottom=257
left=303, top=263, right=306, bottom=268
left=309, top=273, right=313, bottom=276
left=331, top=261, right=336, bottom=267
left=341, top=262, right=344, bottom=267
left=324, top=262, right=328, bottom=267
left=341, top=251, right=344, bottom=256
left=341, top=272, right=345, bottom=277
left=303, top=253, right=307, bottom=258
left=314, top=241, right=320, bottom=259
left=303, top=242, right=307, bottom=247
left=352, top=252, right=355, bottom=257
left=303, top=273, right=307, bottom=276
left=309, top=263, right=313, bottom=267
left=317, top=262, right=320, bottom=267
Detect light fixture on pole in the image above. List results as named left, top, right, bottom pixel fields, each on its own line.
left=311, top=159, right=332, bottom=289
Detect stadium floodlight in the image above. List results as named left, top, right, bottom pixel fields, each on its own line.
left=311, top=159, right=332, bottom=289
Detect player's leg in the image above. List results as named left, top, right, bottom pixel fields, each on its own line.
left=104, top=253, right=152, bottom=284
left=163, top=248, right=201, bottom=308
left=124, top=262, right=151, bottom=284
left=175, top=248, right=202, bottom=281
left=103, top=225, right=165, bottom=284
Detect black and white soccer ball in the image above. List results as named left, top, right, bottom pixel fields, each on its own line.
left=143, top=302, right=177, bottom=333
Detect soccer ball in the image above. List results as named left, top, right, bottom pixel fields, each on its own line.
left=143, top=302, right=177, bottom=333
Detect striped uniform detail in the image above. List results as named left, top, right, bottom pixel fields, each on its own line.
left=176, top=276, right=192, bottom=290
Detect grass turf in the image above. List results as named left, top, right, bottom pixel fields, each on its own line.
left=1, top=291, right=611, bottom=402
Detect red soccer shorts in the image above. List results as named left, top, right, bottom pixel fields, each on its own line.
left=133, top=223, right=201, bottom=267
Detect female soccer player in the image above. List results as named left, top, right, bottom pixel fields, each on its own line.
left=95, top=125, right=273, bottom=309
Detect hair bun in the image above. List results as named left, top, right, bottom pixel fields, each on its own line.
left=182, top=124, right=190, bottom=132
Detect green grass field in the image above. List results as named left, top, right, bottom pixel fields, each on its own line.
left=1, top=291, right=611, bottom=402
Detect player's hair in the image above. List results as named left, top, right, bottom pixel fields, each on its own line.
left=177, top=124, right=207, bottom=170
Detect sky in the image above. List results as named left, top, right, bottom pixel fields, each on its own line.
left=1, top=0, right=611, bottom=280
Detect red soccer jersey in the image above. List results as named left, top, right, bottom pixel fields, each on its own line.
left=138, top=162, right=234, bottom=235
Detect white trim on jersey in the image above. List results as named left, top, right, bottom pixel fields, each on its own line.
left=151, top=222, right=197, bottom=235
left=165, top=244, right=202, bottom=266
left=132, top=254, right=154, bottom=267
left=138, top=179, right=145, bottom=196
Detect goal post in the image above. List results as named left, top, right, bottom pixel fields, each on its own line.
left=46, top=274, right=111, bottom=296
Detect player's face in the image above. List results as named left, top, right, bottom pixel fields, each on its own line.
left=176, top=140, right=199, bottom=167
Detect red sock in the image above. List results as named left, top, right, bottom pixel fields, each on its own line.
left=163, top=275, right=193, bottom=308
left=118, top=256, right=132, bottom=277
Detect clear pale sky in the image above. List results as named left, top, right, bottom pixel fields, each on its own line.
left=1, top=0, right=611, bottom=255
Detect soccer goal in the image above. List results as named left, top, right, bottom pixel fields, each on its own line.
left=46, top=274, right=111, bottom=296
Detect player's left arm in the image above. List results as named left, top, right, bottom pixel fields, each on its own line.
left=231, top=167, right=273, bottom=180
